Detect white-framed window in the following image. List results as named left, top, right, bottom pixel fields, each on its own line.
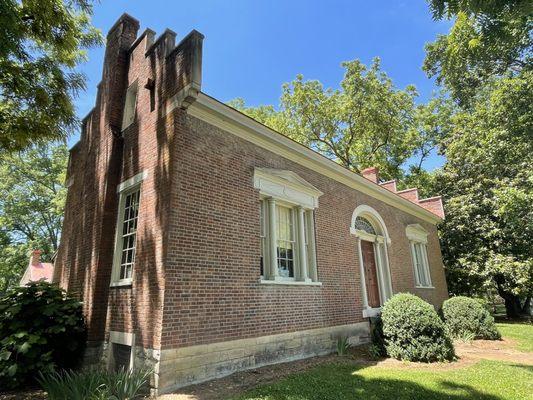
left=122, top=80, right=138, bottom=130
left=259, top=199, right=317, bottom=282
left=254, top=168, right=322, bottom=285
left=111, top=171, right=146, bottom=286
left=406, top=224, right=433, bottom=288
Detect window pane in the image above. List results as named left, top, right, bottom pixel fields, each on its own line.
left=276, top=205, right=295, bottom=278
left=117, top=188, right=140, bottom=281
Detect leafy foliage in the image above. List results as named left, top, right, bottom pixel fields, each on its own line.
left=442, top=296, right=501, bottom=340
left=0, top=281, right=86, bottom=389
left=0, top=142, right=68, bottom=292
left=230, top=58, right=426, bottom=182
left=0, top=0, right=102, bottom=151
left=424, top=0, right=532, bottom=105
left=336, top=337, right=351, bottom=356
left=38, top=367, right=151, bottom=400
left=369, top=316, right=386, bottom=358
left=381, top=293, right=455, bottom=362
left=435, top=72, right=533, bottom=316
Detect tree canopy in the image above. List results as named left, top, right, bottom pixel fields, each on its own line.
left=435, top=72, right=532, bottom=316
left=424, top=0, right=532, bottom=105
left=230, top=58, right=437, bottom=182
left=0, top=142, right=68, bottom=292
left=0, top=0, right=102, bottom=151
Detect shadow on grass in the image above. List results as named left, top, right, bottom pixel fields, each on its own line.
left=233, top=362, right=503, bottom=400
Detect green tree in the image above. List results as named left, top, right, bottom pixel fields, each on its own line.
left=0, top=142, right=68, bottom=292
left=0, top=0, right=102, bottom=151
left=436, top=73, right=533, bottom=317
left=230, top=58, right=423, bottom=182
left=424, top=0, right=532, bottom=105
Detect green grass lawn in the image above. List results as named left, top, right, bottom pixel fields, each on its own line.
left=232, top=322, right=533, bottom=400
left=496, top=322, right=533, bottom=352
left=233, top=361, right=532, bottom=400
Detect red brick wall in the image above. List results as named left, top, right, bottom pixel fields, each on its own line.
left=159, top=114, right=449, bottom=350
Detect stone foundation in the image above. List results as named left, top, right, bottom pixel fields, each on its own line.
left=157, top=322, right=370, bottom=394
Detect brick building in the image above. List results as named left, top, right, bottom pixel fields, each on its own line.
left=54, top=14, right=448, bottom=393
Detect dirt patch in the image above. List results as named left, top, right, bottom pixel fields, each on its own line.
left=454, top=337, right=533, bottom=365
left=0, top=390, right=46, bottom=400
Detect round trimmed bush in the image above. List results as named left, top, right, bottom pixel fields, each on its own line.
left=0, top=281, right=87, bottom=389
left=381, top=293, right=455, bottom=362
left=442, top=296, right=501, bottom=340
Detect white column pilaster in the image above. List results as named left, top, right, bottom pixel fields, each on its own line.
left=306, top=211, right=318, bottom=282
left=267, top=197, right=278, bottom=280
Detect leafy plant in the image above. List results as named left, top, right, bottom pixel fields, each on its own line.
left=0, top=281, right=86, bottom=389
left=381, top=293, right=455, bottom=362
left=336, top=336, right=351, bottom=356
left=442, top=296, right=501, bottom=340
left=38, top=368, right=151, bottom=400
left=369, top=316, right=386, bottom=358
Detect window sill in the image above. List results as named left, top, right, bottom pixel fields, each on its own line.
left=415, top=285, right=435, bottom=289
left=110, top=280, right=132, bottom=288
left=260, top=279, right=322, bottom=286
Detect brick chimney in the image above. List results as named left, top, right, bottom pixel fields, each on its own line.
left=30, top=249, right=42, bottom=265
left=361, top=167, right=379, bottom=183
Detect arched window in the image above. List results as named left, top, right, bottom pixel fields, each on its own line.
left=354, top=216, right=376, bottom=235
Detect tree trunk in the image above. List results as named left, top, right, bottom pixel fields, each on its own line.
left=502, top=293, right=522, bottom=318
left=521, top=296, right=532, bottom=316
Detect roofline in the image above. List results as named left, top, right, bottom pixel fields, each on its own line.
left=186, top=92, right=442, bottom=225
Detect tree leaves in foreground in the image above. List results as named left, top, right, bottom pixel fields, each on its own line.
left=0, top=0, right=102, bottom=151
left=230, top=58, right=426, bottom=182
left=0, top=142, right=68, bottom=292
left=437, top=72, right=533, bottom=317
left=424, top=0, right=532, bottom=105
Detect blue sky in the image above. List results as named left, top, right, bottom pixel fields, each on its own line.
left=74, top=0, right=451, bottom=169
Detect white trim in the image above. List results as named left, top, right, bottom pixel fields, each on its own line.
left=406, top=223, right=429, bottom=244
left=187, top=93, right=441, bottom=224
left=254, top=168, right=322, bottom=209
left=117, top=170, right=148, bottom=193
left=110, top=174, right=146, bottom=286
left=109, top=330, right=135, bottom=346
left=350, top=205, right=391, bottom=243
left=260, top=279, right=322, bottom=286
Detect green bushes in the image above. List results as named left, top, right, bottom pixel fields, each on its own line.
left=442, top=296, right=501, bottom=340
left=381, top=293, right=455, bottom=362
left=38, top=368, right=151, bottom=400
left=0, top=281, right=87, bottom=388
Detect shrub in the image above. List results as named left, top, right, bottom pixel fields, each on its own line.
left=0, top=281, right=87, bottom=389
left=38, top=368, right=151, bottom=400
left=381, top=293, right=455, bottom=362
left=442, top=296, right=501, bottom=340
left=369, top=316, right=386, bottom=358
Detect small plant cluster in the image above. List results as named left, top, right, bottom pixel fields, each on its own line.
left=372, top=293, right=502, bottom=363
left=38, top=367, right=151, bottom=400
left=336, top=336, right=351, bottom=356
left=442, top=296, right=501, bottom=340
left=380, top=293, right=455, bottom=362
left=0, top=281, right=87, bottom=389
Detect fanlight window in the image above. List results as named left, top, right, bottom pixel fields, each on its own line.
left=354, top=216, right=376, bottom=235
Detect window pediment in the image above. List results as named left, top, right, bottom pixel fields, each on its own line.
left=406, top=224, right=429, bottom=243
left=254, top=168, right=322, bottom=209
